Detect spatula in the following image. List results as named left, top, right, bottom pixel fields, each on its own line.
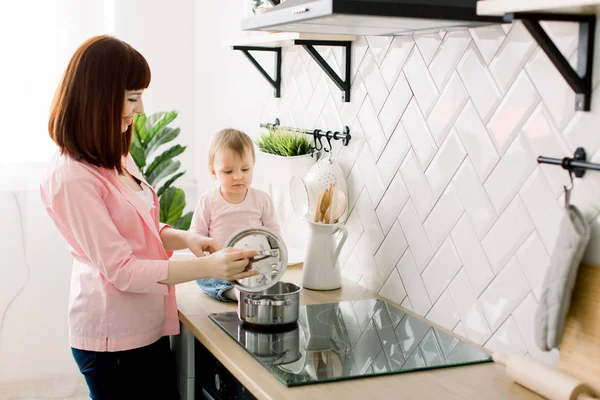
left=332, top=191, right=347, bottom=224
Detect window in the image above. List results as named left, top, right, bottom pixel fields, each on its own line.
left=0, top=0, right=114, bottom=164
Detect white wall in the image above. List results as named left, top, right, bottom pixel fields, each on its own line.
left=193, top=3, right=600, bottom=367
left=115, top=0, right=197, bottom=207
left=193, top=1, right=274, bottom=193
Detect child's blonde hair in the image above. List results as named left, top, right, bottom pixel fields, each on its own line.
left=208, top=128, right=256, bottom=170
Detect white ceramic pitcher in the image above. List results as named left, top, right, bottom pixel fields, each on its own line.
left=302, top=219, right=348, bottom=290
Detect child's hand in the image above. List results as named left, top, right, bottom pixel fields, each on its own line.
left=186, top=233, right=222, bottom=256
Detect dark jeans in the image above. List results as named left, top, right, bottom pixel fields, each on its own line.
left=72, top=336, right=179, bottom=400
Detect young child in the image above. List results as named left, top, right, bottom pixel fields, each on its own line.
left=190, top=128, right=280, bottom=301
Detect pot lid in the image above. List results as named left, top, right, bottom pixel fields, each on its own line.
left=225, top=226, right=288, bottom=292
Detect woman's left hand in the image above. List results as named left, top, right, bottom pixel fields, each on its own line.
left=186, top=233, right=222, bottom=256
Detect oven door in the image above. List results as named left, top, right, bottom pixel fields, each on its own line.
left=195, top=338, right=257, bottom=400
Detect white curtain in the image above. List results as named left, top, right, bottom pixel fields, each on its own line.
left=0, top=0, right=114, bottom=165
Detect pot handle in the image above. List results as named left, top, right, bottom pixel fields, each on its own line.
left=331, top=225, right=348, bottom=267
left=244, top=298, right=292, bottom=307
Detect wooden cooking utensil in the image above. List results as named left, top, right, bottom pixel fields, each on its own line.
left=493, top=352, right=598, bottom=400
left=328, top=185, right=337, bottom=224
left=319, top=185, right=333, bottom=223
left=313, top=192, right=324, bottom=222
left=332, top=190, right=347, bottom=223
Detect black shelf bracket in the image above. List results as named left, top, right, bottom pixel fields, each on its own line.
left=294, top=40, right=352, bottom=102
left=504, top=13, right=596, bottom=111
left=233, top=46, right=282, bottom=98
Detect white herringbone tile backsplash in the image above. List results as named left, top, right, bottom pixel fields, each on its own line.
left=256, top=21, right=600, bottom=365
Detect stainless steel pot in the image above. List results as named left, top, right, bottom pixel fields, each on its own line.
left=240, top=323, right=301, bottom=365
left=224, top=226, right=302, bottom=328
left=238, top=282, right=301, bottom=327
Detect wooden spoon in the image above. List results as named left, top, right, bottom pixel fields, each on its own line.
left=313, top=192, right=324, bottom=222
left=328, top=185, right=337, bottom=224
left=319, top=185, right=333, bottom=223
left=332, top=191, right=347, bottom=224
left=323, top=205, right=330, bottom=224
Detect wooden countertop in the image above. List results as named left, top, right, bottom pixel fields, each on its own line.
left=176, top=265, right=542, bottom=400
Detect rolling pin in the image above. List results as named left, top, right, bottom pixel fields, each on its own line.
left=493, top=352, right=598, bottom=400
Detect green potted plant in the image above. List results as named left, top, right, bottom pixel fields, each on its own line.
left=254, top=124, right=316, bottom=225
left=130, top=110, right=192, bottom=230
left=255, top=125, right=313, bottom=157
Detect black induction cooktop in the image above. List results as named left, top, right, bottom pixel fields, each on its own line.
left=209, top=299, right=492, bottom=387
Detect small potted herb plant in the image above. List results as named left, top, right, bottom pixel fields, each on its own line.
left=255, top=124, right=315, bottom=177
left=255, top=125, right=313, bottom=158
left=254, top=124, right=316, bottom=224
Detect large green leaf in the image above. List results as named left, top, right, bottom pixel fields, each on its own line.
left=144, top=127, right=181, bottom=158
left=146, top=111, right=167, bottom=130
left=174, top=211, right=193, bottom=230
left=147, top=160, right=180, bottom=187
left=159, top=187, right=186, bottom=225
left=156, top=171, right=186, bottom=198
left=134, top=113, right=148, bottom=143
left=144, top=144, right=186, bottom=181
left=146, top=111, right=178, bottom=145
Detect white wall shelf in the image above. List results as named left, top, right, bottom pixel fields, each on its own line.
left=222, top=32, right=356, bottom=48
left=477, top=0, right=600, bottom=16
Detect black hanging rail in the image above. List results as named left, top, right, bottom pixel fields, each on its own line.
left=537, top=147, right=600, bottom=178
left=260, top=118, right=351, bottom=147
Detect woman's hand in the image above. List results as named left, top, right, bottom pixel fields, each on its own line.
left=206, top=248, right=259, bottom=281
left=186, top=233, right=221, bottom=256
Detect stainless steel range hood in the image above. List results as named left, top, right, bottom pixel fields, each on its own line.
left=242, top=0, right=503, bottom=36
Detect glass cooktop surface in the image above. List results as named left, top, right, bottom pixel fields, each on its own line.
left=209, top=299, right=492, bottom=387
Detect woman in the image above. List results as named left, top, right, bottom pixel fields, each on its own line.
left=40, top=35, right=257, bottom=400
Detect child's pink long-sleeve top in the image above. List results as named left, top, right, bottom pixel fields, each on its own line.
left=40, top=153, right=179, bottom=352
left=189, top=187, right=280, bottom=244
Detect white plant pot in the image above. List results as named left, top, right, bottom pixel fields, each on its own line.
left=255, top=151, right=316, bottom=250
left=257, top=152, right=315, bottom=183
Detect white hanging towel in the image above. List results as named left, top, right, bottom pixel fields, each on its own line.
left=535, top=205, right=590, bottom=351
